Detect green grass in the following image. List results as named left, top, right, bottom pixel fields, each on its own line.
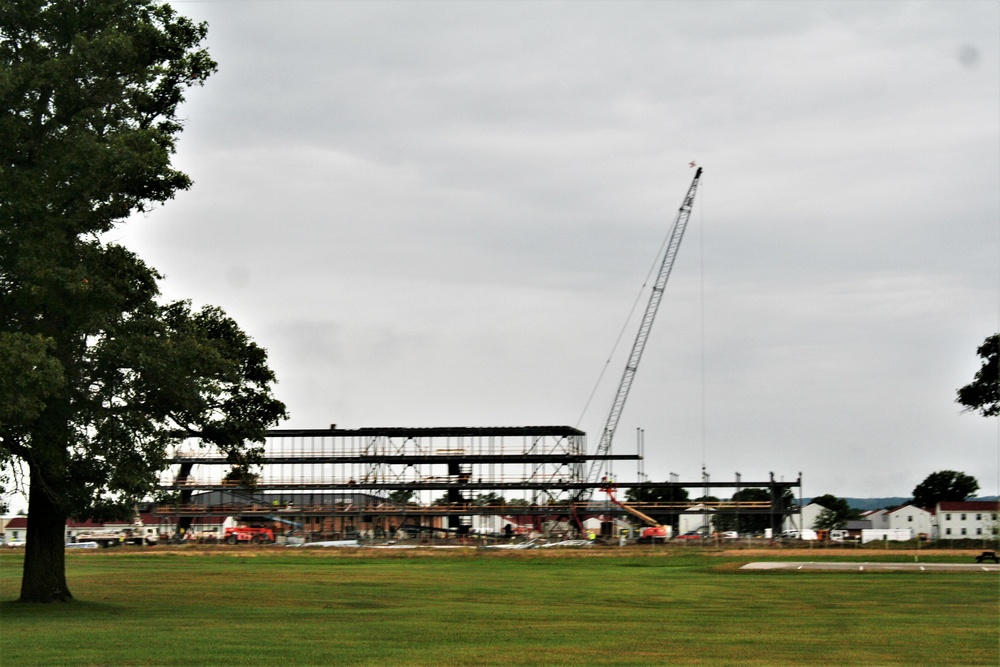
left=1, top=548, right=997, bottom=666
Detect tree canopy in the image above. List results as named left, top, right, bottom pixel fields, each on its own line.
left=625, top=484, right=690, bottom=505
left=713, top=488, right=774, bottom=534
left=1, top=0, right=286, bottom=602
left=911, top=471, right=979, bottom=509
left=957, top=334, right=999, bottom=417
left=811, top=494, right=861, bottom=530
left=625, top=483, right=689, bottom=530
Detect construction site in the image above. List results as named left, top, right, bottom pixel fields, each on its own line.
left=154, top=425, right=801, bottom=543
left=153, top=167, right=802, bottom=544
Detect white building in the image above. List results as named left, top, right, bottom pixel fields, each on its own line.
left=581, top=516, right=633, bottom=537
left=3, top=516, right=27, bottom=545
left=885, top=504, right=934, bottom=539
left=862, top=509, right=889, bottom=529
left=936, top=501, right=999, bottom=540
left=782, top=502, right=825, bottom=533
left=679, top=504, right=715, bottom=534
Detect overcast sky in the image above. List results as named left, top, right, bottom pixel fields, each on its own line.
left=100, top=0, right=1000, bottom=501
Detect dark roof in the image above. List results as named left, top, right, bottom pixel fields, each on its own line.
left=188, top=490, right=386, bottom=506
left=845, top=520, right=872, bottom=530
left=938, top=500, right=1000, bottom=512
left=9, top=513, right=168, bottom=529
left=264, top=426, right=586, bottom=438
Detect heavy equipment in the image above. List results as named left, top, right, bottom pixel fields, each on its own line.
left=602, top=483, right=671, bottom=542
left=73, top=527, right=158, bottom=548
left=581, top=167, right=704, bottom=499
left=224, top=525, right=275, bottom=545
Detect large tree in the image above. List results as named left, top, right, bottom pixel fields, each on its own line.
left=625, top=483, right=690, bottom=505
left=811, top=494, right=861, bottom=530
left=625, top=483, right=689, bottom=531
left=1, top=1, right=286, bottom=602
left=957, top=334, right=999, bottom=417
left=911, top=471, right=979, bottom=509
left=714, top=488, right=773, bottom=534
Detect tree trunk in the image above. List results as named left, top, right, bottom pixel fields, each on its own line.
left=19, top=465, right=72, bottom=603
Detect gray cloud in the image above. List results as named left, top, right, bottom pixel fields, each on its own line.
left=109, top=0, right=1000, bottom=500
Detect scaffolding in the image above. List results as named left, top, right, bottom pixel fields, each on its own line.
left=155, top=426, right=800, bottom=541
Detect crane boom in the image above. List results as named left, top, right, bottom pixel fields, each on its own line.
left=603, top=486, right=662, bottom=527
left=581, top=167, right=703, bottom=499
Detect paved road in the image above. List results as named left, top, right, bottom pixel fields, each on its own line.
left=741, top=561, right=1000, bottom=572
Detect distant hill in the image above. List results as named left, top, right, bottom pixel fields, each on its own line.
left=802, top=496, right=998, bottom=510
left=801, top=497, right=908, bottom=510
left=843, top=497, right=909, bottom=511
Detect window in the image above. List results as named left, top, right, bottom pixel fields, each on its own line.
left=976, top=528, right=982, bottom=536
left=960, top=514, right=966, bottom=521
left=946, top=528, right=952, bottom=535
left=945, top=514, right=951, bottom=521
left=907, top=515, right=912, bottom=522
left=961, top=528, right=967, bottom=536
left=976, top=514, right=981, bottom=521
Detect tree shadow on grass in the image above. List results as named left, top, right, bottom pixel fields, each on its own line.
left=0, top=599, right=126, bottom=618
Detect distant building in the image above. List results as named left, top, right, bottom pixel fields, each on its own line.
left=5, top=513, right=170, bottom=546
left=936, top=501, right=999, bottom=540
left=885, top=504, right=934, bottom=539
left=782, top=502, right=825, bottom=533
left=3, top=516, right=27, bottom=544
left=844, top=520, right=872, bottom=540
left=679, top=504, right=715, bottom=534
left=862, top=509, right=889, bottom=529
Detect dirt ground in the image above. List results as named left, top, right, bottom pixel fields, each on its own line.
left=51, top=542, right=996, bottom=560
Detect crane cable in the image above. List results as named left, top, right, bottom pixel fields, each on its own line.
left=574, top=219, right=677, bottom=430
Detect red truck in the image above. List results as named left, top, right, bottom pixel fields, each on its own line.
left=224, top=526, right=275, bottom=545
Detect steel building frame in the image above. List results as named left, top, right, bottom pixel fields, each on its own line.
left=155, top=426, right=800, bottom=539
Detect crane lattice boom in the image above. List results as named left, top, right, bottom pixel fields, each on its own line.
left=582, top=167, right=703, bottom=498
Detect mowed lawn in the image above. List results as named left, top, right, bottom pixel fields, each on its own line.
left=1, top=548, right=997, bottom=666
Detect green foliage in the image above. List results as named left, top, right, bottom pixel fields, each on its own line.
left=912, top=471, right=979, bottom=509
left=957, top=334, right=999, bottom=417
left=0, top=1, right=286, bottom=601
left=811, top=494, right=862, bottom=530
left=473, top=491, right=505, bottom=506
left=386, top=489, right=416, bottom=505
left=713, top=488, right=774, bottom=534
left=625, top=483, right=689, bottom=504
left=0, top=333, right=64, bottom=430
left=624, top=483, right=689, bottom=530
left=813, top=508, right=843, bottom=531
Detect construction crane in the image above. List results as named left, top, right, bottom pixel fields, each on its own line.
left=580, top=167, right=703, bottom=501
left=602, top=483, right=670, bottom=541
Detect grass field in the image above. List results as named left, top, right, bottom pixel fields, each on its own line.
left=1, top=547, right=997, bottom=666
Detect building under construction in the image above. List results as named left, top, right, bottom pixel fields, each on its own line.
left=155, top=425, right=801, bottom=541
left=157, top=169, right=802, bottom=542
